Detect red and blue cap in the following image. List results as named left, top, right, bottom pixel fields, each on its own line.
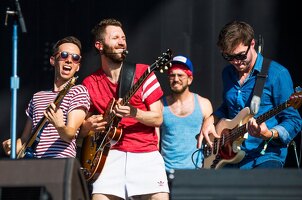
left=169, top=55, right=194, bottom=76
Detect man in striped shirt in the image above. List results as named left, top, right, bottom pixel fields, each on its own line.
left=81, top=18, right=169, bottom=200
left=3, top=36, right=90, bottom=158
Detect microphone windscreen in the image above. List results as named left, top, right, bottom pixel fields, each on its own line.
left=123, top=50, right=129, bottom=55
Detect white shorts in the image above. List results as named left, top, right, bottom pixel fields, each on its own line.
left=92, top=150, right=170, bottom=199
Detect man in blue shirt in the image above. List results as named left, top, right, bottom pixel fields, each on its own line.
left=198, top=20, right=302, bottom=169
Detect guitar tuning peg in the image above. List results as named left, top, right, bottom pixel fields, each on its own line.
left=160, top=69, right=164, bottom=73
left=164, top=66, right=168, bottom=70
left=295, top=86, right=302, bottom=93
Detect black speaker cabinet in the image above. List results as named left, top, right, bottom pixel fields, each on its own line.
left=169, top=169, right=302, bottom=200
left=0, top=158, right=89, bottom=200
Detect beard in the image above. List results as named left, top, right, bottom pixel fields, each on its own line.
left=170, top=83, right=188, bottom=94
left=233, top=58, right=252, bottom=73
left=102, top=44, right=125, bottom=64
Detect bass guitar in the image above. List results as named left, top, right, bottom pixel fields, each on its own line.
left=17, top=77, right=78, bottom=159
left=203, top=90, right=302, bottom=169
left=81, top=49, right=172, bottom=183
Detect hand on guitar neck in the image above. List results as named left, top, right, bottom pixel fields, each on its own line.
left=112, top=98, right=138, bottom=118
left=247, top=117, right=276, bottom=140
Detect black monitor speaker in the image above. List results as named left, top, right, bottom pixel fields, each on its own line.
left=169, top=169, right=302, bottom=200
left=0, top=158, right=89, bottom=200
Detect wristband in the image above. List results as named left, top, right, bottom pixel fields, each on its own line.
left=260, top=130, right=275, bottom=155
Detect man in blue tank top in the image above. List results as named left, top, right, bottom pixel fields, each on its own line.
left=157, top=55, right=213, bottom=172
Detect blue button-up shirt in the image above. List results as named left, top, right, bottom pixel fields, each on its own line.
left=214, top=53, right=302, bottom=168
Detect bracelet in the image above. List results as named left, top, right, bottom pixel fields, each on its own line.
left=260, top=130, right=275, bottom=155
left=268, top=130, right=275, bottom=141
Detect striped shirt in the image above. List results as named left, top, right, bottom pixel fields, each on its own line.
left=26, top=84, right=90, bottom=158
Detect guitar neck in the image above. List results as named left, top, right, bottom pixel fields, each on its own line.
left=121, top=67, right=151, bottom=105
left=105, top=49, right=172, bottom=126
left=28, top=82, right=73, bottom=141
left=256, top=101, right=287, bottom=124
left=106, top=67, right=151, bottom=125
left=231, top=101, right=288, bottom=141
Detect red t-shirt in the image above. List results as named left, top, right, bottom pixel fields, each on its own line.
left=82, top=63, right=163, bottom=152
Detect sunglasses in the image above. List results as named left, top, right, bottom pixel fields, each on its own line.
left=54, top=51, right=81, bottom=63
left=168, top=73, right=188, bottom=80
left=222, top=45, right=250, bottom=61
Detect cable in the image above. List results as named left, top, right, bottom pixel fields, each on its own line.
left=191, top=149, right=202, bottom=169
left=299, top=131, right=302, bottom=168
left=290, top=140, right=300, bottom=168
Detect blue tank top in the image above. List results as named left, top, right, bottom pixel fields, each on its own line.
left=160, top=93, right=204, bottom=171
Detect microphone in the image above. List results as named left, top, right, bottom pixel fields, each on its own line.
left=15, top=0, right=27, bottom=33
left=258, top=34, right=264, bottom=54
left=123, top=50, right=129, bottom=55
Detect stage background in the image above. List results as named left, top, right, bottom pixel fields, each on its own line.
left=0, top=0, right=301, bottom=166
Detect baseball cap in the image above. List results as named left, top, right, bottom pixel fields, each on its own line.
left=171, top=55, right=194, bottom=74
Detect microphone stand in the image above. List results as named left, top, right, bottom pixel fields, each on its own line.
left=5, top=0, right=27, bottom=159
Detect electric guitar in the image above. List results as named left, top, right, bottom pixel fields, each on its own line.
left=17, top=77, right=78, bottom=159
left=203, top=90, right=302, bottom=169
left=81, top=49, right=173, bottom=183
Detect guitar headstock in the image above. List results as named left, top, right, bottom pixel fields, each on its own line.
left=67, top=76, right=77, bottom=87
left=150, top=49, right=173, bottom=73
left=61, top=76, right=78, bottom=93
left=51, top=76, right=79, bottom=108
left=287, top=88, right=302, bottom=109
left=69, top=76, right=78, bottom=86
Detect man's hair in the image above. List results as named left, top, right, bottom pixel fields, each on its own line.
left=217, top=20, right=254, bottom=53
left=91, top=18, right=123, bottom=43
left=52, top=36, right=82, bottom=55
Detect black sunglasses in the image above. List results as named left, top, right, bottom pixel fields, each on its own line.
left=54, top=51, right=81, bottom=63
left=222, top=45, right=250, bottom=61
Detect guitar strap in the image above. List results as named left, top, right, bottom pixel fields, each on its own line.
left=118, top=62, right=136, bottom=98
left=250, top=57, right=271, bottom=115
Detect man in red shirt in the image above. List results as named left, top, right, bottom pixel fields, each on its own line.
left=81, top=18, right=169, bottom=200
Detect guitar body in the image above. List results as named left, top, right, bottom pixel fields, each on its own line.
left=17, top=146, right=35, bottom=159
left=81, top=127, right=122, bottom=182
left=203, top=107, right=252, bottom=169
left=17, top=123, right=47, bottom=159
left=81, top=98, right=123, bottom=183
